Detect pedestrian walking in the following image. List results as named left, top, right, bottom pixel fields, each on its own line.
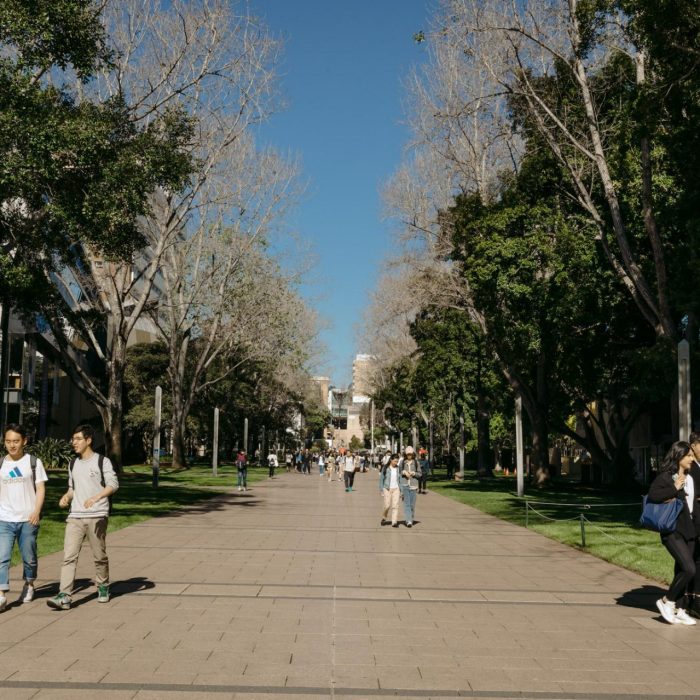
left=379, top=454, right=401, bottom=527
left=0, top=424, right=48, bottom=610
left=399, top=446, right=421, bottom=527
left=267, top=451, right=278, bottom=478
left=343, top=451, right=356, bottom=492
left=318, top=452, right=325, bottom=476
left=418, top=450, right=430, bottom=494
left=285, top=452, right=292, bottom=472
left=648, top=441, right=697, bottom=625
left=236, top=451, right=247, bottom=491
left=327, top=452, right=336, bottom=482
left=685, top=431, right=700, bottom=617
left=47, top=424, right=119, bottom=610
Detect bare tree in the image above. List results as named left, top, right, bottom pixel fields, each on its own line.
left=42, top=0, right=282, bottom=467
left=154, top=131, right=305, bottom=467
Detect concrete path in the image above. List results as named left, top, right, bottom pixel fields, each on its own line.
left=0, top=470, right=698, bottom=700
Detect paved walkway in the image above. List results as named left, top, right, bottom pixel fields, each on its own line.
left=0, top=470, right=698, bottom=700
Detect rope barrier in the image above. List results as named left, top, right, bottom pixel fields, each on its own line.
left=524, top=500, right=640, bottom=508
left=523, top=499, right=661, bottom=550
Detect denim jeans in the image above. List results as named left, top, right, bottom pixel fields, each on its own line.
left=401, top=486, right=417, bottom=523
left=0, top=520, right=39, bottom=590
left=237, top=467, right=247, bottom=488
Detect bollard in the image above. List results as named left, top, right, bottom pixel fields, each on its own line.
left=580, top=514, right=586, bottom=548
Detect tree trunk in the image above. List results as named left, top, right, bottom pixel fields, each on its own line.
left=530, top=413, right=550, bottom=486
left=171, top=424, right=188, bottom=470
left=476, top=398, right=491, bottom=476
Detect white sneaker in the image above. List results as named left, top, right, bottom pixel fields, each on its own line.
left=656, top=598, right=680, bottom=624
left=237, top=486, right=242, bottom=492
left=20, top=582, right=34, bottom=603
left=675, top=608, right=697, bottom=625
left=0, top=595, right=6, bottom=612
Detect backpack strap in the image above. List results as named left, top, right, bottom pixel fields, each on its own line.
left=68, top=456, right=77, bottom=489
left=29, top=454, right=37, bottom=492
left=98, top=454, right=105, bottom=487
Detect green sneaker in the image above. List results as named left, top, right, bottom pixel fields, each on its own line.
left=46, top=592, right=71, bottom=610
left=97, top=584, right=110, bottom=603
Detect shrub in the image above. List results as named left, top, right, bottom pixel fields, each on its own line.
left=28, top=438, right=74, bottom=470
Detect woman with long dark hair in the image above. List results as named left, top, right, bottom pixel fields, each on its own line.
left=648, top=441, right=697, bottom=625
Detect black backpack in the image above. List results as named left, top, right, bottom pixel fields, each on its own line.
left=68, top=454, right=112, bottom=514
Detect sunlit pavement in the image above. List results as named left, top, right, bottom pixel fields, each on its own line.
left=0, top=470, right=697, bottom=700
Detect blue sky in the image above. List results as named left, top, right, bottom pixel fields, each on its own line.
left=251, top=0, right=430, bottom=386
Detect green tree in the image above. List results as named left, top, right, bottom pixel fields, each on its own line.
left=0, top=1, right=193, bottom=468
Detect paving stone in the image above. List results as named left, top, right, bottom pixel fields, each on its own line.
left=0, top=472, right=689, bottom=699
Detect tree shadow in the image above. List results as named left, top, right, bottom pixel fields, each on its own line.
left=615, top=584, right=666, bottom=612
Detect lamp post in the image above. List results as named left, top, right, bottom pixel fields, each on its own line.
left=152, top=385, right=162, bottom=488
left=515, top=395, right=524, bottom=498
left=459, top=414, right=465, bottom=479
left=212, top=407, right=220, bottom=477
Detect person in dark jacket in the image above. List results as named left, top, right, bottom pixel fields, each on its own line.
left=648, top=441, right=697, bottom=625
left=687, top=432, right=700, bottom=617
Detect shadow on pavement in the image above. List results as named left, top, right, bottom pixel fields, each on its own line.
left=616, top=584, right=665, bottom=611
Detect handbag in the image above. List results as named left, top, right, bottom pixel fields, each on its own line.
left=639, top=495, right=683, bottom=533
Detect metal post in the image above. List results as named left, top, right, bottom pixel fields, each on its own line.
left=525, top=501, right=529, bottom=528
left=261, top=424, right=266, bottom=466
left=152, top=386, right=162, bottom=488
left=459, top=414, right=465, bottom=479
left=213, top=407, right=220, bottom=477
left=399, top=431, right=403, bottom=452
left=580, top=514, right=586, bottom=548
left=516, top=395, right=524, bottom=498
left=678, top=339, right=691, bottom=441
left=371, top=400, right=375, bottom=456
left=429, top=409, right=434, bottom=465
left=243, top=417, right=249, bottom=457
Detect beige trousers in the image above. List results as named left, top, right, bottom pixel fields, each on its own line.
left=382, top=488, right=401, bottom=524
left=59, top=517, right=109, bottom=594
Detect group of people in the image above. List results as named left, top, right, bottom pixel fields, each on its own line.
left=378, top=445, right=429, bottom=527
left=648, top=433, right=700, bottom=625
left=0, top=422, right=118, bottom=612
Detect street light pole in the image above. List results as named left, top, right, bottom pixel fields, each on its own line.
left=459, top=414, right=465, bottom=479
left=152, top=385, right=162, bottom=488
left=212, top=407, right=220, bottom=477
left=516, top=395, right=524, bottom=498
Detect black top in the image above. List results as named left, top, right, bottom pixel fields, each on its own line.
left=648, top=471, right=696, bottom=540
left=690, top=462, right=700, bottom=537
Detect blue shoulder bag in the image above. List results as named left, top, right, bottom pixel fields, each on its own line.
left=639, top=495, right=683, bottom=533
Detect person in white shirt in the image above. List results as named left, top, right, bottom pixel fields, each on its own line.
left=267, top=451, right=278, bottom=478
left=379, top=454, right=401, bottom=527
left=47, top=424, right=118, bottom=611
left=0, top=423, right=48, bottom=610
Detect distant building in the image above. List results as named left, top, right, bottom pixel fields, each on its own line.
left=326, top=354, right=378, bottom=449
left=352, top=354, right=375, bottom=403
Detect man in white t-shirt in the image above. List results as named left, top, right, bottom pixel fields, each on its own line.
left=47, top=424, right=118, bottom=611
left=0, top=423, right=48, bottom=610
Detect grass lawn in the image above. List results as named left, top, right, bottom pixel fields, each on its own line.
left=14, top=462, right=268, bottom=568
left=429, top=470, right=674, bottom=585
